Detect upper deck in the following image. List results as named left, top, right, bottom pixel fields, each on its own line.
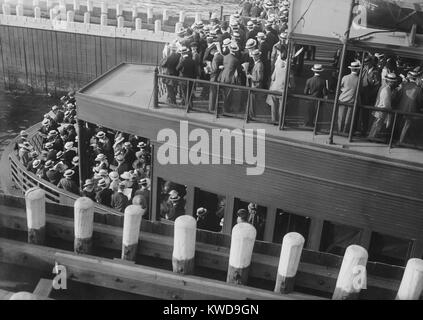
left=79, top=63, right=423, bottom=169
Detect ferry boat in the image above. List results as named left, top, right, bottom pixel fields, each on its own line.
left=0, top=0, right=423, bottom=300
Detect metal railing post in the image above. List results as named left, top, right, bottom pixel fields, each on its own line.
left=153, top=66, right=159, bottom=109
left=328, top=0, right=355, bottom=144
left=185, top=78, right=190, bottom=112
left=215, top=83, right=220, bottom=118
left=388, top=112, right=398, bottom=150
left=348, top=54, right=365, bottom=142
left=245, top=89, right=251, bottom=123
left=279, top=40, right=293, bottom=130
left=313, top=100, right=321, bottom=136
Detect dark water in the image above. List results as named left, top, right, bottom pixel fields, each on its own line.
left=0, top=92, right=55, bottom=152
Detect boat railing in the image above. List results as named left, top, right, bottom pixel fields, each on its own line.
left=8, top=123, right=124, bottom=225
left=156, top=72, right=423, bottom=150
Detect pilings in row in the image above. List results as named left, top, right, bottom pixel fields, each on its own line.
left=21, top=191, right=423, bottom=299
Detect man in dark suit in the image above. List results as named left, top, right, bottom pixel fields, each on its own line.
left=359, top=56, right=381, bottom=135
left=95, top=179, right=113, bottom=208
left=304, top=64, right=328, bottom=127
left=247, top=49, right=265, bottom=118
left=256, top=32, right=271, bottom=88
left=57, top=169, right=79, bottom=194
left=111, top=182, right=129, bottom=213
left=176, top=47, right=197, bottom=108
left=160, top=43, right=180, bottom=104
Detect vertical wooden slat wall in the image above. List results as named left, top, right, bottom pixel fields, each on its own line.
left=0, top=25, right=165, bottom=93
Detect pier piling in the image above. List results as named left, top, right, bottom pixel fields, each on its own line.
left=74, top=197, right=94, bottom=255
left=162, top=9, right=168, bottom=25
left=86, top=0, right=93, bottom=12
left=100, top=13, right=107, bottom=26
left=132, top=6, right=138, bottom=20
left=25, top=187, right=46, bottom=245
left=175, top=22, right=183, bottom=34
left=83, top=11, right=90, bottom=24
left=116, top=4, right=122, bottom=17
left=122, top=205, right=144, bottom=261
left=135, top=18, right=142, bottom=30
left=147, top=7, right=153, bottom=24
left=67, top=10, right=74, bottom=23
left=100, top=1, right=107, bottom=15
left=73, top=0, right=80, bottom=11
left=396, top=258, right=423, bottom=300
left=179, top=11, right=185, bottom=24
left=16, top=4, right=24, bottom=16
left=172, top=215, right=197, bottom=275
left=227, top=222, right=256, bottom=285
left=332, top=245, right=368, bottom=300
left=154, top=20, right=162, bottom=33
left=117, top=15, right=124, bottom=29
left=34, top=6, right=41, bottom=19
left=2, top=3, right=11, bottom=15
left=274, top=232, right=305, bottom=294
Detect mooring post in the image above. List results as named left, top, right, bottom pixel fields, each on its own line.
left=86, top=0, right=93, bottom=12
left=25, top=187, right=46, bottom=245
left=34, top=6, right=41, bottom=19
left=100, top=1, right=107, bottom=15
left=332, top=245, right=368, bottom=300
left=83, top=11, right=90, bottom=24
left=174, top=22, right=183, bottom=34
left=100, top=13, right=107, bottom=26
left=73, top=0, right=80, bottom=11
left=49, top=8, right=54, bottom=20
left=67, top=10, right=74, bottom=23
left=16, top=4, right=24, bottom=16
left=132, top=6, right=138, bottom=20
left=195, top=12, right=201, bottom=23
left=135, top=17, right=142, bottom=30
left=2, top=3, right=11, bottom=15
left=179, top=10, right=185, bottom=24
left=154, top=19, right=161, bottom=33
left=227, top=223, right=256, bottom=285
left=117, top=15, right=124, bottom=29
left=74, top=197, right=94, bottom=255
left=147, top=7, right=153, bottom=24
left=162, top=9, right=168, bottom=25
left=9, top=292, right=39, bottom=300
left=274, top=232, right=305, bottom=294
left=116, top=4, right=122, bottom=17
left=396, top=258, right=423, bottom=300
left=172, top=215, right=197, bottom=275
left=122, top=205, right=144, bottom=261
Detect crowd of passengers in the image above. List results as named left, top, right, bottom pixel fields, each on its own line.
left=160, top=0, right=423, bottom=145
left=15, top=92, right=153, bottom=218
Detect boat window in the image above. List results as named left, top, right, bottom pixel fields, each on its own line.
left=368, top=232, right=413, bottom=267
left=232, top=199, right=267, bottom=241
left=319, top=221, right=361, bottom=256
left=273, top=210, right=310, bottom=245
left=157, top=177, right=187, bottom=222
left=193, top=188, right=225, bottom=233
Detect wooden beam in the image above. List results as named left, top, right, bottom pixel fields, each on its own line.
left=222, top=195, right=234, bottom=234
left=33, top=278, right=53, bottom=298
left=0, top=207, right=402, bottom=298
left=264, top=206, right=277, bottom=243
left=55, top=252, right=322, bottom=300
left=359, top=229, right=373, bottom=250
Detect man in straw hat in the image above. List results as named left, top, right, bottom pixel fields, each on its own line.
left=161, top=42, right=180, bottom=105
left=111, top=181, right=129, bottom=213
left=176, top=46, right=196, bottom=108
left=396, top=70, right=423, bottom=145
left=338, top=61, right=362, bottom=134
left=166, top=190, right=185, bottom=221
left=82, top=179, right=96, bottom=202
left=304, top=64, right=328, bottom=127
left=57, top=169, right=79, bottom=194
left=368, top=73, right=398, bottom=140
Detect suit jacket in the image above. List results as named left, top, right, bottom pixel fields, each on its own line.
left=397, top=81, right=423, bottom=114
left=57, top=178, right=79, bottom=194
left=161, top=52, right=180, bottom=76
left=251, top=60, right=264, bottom=88
left=210, top=52, right=224, bottom=82
left=96, top=188, right=113, bottom=207
left=111, top=192, right=129, bottom=213
left=46, top=169, right=61, bottom=185
left=304, top=75, right=327, bottom=98
left=219, top=53, right=242, bottom=84
left=176, top=56, right=197, bottom=79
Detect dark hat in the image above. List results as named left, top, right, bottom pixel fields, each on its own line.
left=237, top=209, right=249, bottom=220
